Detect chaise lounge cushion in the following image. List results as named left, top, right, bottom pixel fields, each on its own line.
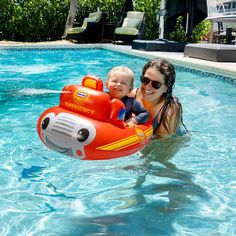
left=113, top=11, right=146, bottom=44
left=122, top=18, right=140, bottom=28
left=115, top=28, right=139, bottom=36
left=67, top=17, right=97, bottom=34
left=115, top=18, right=140, bottom=36
left=66, top=10, right=103, bottom=41
left=184, top=43, right=236, bottom=62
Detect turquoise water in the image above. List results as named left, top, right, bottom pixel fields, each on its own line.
left=0, top=48, right=235, bottom=236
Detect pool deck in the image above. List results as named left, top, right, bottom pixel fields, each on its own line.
left=0, top=40, right=235, bottom=79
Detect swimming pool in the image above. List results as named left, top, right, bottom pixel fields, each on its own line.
left=0, top=47, right=235, bottom=235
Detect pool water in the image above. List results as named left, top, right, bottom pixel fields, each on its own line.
left=0, top=48, right=235, bottom=236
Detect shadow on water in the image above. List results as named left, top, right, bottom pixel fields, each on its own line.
left=39, top=134, right=210, bottom=236
left=131, top=133, right=207, bottom=209
left=133, top=133, right=194, bottom=189
left=39, top=211, right=176, bottom=236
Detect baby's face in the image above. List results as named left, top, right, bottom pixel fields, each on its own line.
left=106, top=71, right=132, bottom=100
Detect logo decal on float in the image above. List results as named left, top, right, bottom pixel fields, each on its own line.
left=74, top=89, right=89, bottom=102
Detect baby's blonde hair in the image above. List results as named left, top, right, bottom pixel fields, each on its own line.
left=107, top=66, right=134, bottom=90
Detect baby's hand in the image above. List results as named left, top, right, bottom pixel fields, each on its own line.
left=125, top=118, right=138, bottom=127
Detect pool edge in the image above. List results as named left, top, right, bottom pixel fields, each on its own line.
left=0, top=42, right=235, bottom=80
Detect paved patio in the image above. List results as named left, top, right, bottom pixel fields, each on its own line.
left=0, top=40, right=235, bottom=79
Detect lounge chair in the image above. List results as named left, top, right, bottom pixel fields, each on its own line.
left=132, top=39, right=186, bottom=52
left=66, top=11, right=104, bottom=43
left=113, top=11, right=146, bottom=45
left=184, top=43, right=236, bottom=62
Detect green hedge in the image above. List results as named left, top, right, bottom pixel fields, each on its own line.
left=135, top=0, right=160, bottom=40
left=74, top=0, right=124, bottom=25
left=0, top=0, right=162, bottom=42
left=0, top=0, right=70, bottom=42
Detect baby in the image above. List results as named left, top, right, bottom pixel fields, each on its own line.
left=106, top=66, right=149, bottom=127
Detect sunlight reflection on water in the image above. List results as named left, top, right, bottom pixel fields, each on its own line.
left=0, top=48, right=236, bottom=236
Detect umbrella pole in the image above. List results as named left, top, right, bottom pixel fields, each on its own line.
left=186, top=12, right=189, bottom=34
left=159, top=0, right=166, bottom=39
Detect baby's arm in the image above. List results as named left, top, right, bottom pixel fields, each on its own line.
left=126, top=99, right=149, bottom=127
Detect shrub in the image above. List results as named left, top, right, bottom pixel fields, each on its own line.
left=191, top=20, right=212, bottom=43
left=169, top=16, right=188, bottom=42
left=169, top=16, right=212, bottom=43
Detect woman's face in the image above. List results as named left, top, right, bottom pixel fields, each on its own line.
left=140, top=67, right=167, bottom=102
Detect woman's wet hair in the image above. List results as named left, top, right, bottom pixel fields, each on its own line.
left=142, top=58, right=187, bottom=134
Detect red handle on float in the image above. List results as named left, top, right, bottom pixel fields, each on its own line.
left=82, top=75, right=103, bottom=91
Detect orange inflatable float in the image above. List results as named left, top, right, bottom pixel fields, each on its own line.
left=37, top=75, right=153, bottom=160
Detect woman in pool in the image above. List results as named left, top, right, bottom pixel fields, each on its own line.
left=128, top=58, right=189, bottom=194
left=130, top=58, right=187, bottom=138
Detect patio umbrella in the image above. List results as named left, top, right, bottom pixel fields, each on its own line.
left=121, top=0, right=133, bottom=14
left=164, top=0, right=207, bottom=37
left=186, top=0, right=208, bottom=34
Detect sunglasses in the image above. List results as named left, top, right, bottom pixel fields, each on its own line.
left=140, top=76, right=163, bottom=90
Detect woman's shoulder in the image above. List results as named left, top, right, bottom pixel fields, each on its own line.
left=169, top=95, right=180, bottom=103
left=167, top=96, right=182, bottom=112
